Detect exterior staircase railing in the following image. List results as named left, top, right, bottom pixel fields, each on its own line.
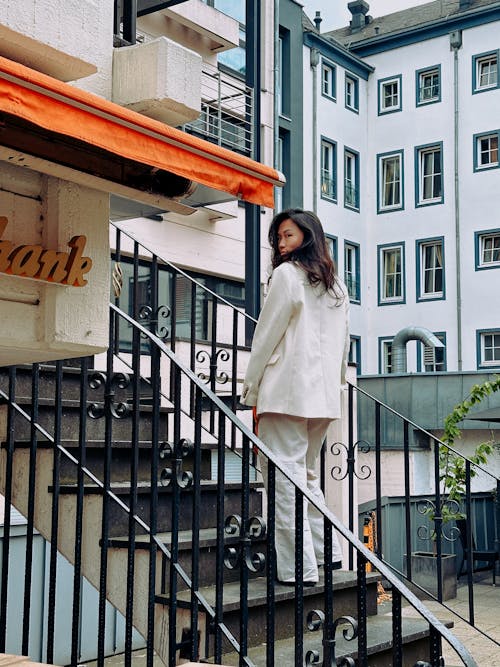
left=0, top=303, right=479, bottom=666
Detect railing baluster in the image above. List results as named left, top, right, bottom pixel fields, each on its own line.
left=190, top=386, right=203, bottom=661
left=266, top=460, right=276, bottom=667
left=294, top=487, right=304, bottom=667
left=190, top=282, right=197, bottom=418
left=403, top=420, right=412, bottom=581
left=46, top=361, right=62, bottom=664
left=392, top=589, right=403, bottom=666
left=22, top=363, right=39, bottom=654
left=214, top=412, right=226, bottom=662
left=357, top=553, right=368, bottom=666
left=375, top=402, right=383, bottom=559
left=348, top=382, right=355, bottom=570
left=72, top=356, right=88, bottom=667
left=464, top=460, right=475, bottom=626
left=240, top=434, right=250, bottom=661
left=231, top=309, right=238, bottom=451
left=433, top=439, right=444, bottom=602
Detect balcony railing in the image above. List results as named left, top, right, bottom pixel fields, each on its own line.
left=183, top=61, right=254, bottom=157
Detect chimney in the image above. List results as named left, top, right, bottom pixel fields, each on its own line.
left=314, top=11, right=322, bottom=32
left=348, top=0, right=370, bottom=33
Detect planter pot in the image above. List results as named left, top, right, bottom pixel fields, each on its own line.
left=411, top=551, right=457, bottom=601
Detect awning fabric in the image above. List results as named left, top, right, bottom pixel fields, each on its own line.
left=0, top=56, right=283, bottom=208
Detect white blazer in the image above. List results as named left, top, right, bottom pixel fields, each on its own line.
left=240, top=261, right=350, bottom=419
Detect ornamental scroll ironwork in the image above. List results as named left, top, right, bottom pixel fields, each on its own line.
left=224, top=514, right=266, bottom=573
left=196, top=348, right=231, bottom=385
left=138, top=304, right=171, bottom=340
left=416, top=498, right=461, bottom=543
left=87, top=371, right=131, bottom=419
left=306, top=610, right=358, bottom=666
left=329, top=440, right=372, bottom=483
left=159, top=438, right=194, bottom=490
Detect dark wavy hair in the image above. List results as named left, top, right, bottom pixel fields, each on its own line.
left=268, top=208, right=342, bottom=295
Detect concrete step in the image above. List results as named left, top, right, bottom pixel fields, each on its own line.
left=55, top=480, right=264, bottom=536
left=156, top=570, right=381, bottom=652
left=108, top=527, right=268, bottom=590
left=220, top=609, right=452, bottom=666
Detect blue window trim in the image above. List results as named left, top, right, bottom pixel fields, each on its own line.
left=473, top=130, right=500, bottom=172
left=415, top=236, right=445, bottom=302
left=345, top=73, right=360, bottom=113
left=474, top=228, right=500, bottom=271
left=376, top=149, right=405, bottom=214
left=415, top=64, right=441, bottom=107
left=476, top=328, right=500, bottom=370
left=414, top=141, right=444, bottom=207
left=320, top=135, right=338, bottom=203
left=377, top=241, right=406, bottom=306
left=344, top=146, right=360, bottom=212
left=378, top=335, right=394, bottom=374
left=349, top=334, right=362, bottom=375
left=321, top=57, right=337, bottom=101
left=472, top=50, right=500, bottom=94
left=325, top=233, right=338, bottom=264
left=377, top=74, right=402, bottom=115
left=416, top=331, right=447, bottom=372
left=344, top=239, right=361, bottom=304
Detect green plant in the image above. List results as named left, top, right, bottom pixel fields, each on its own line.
left=424, top=376, right=500, bottom=530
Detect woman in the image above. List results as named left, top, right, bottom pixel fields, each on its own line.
left=240, top=208, right=349, bottom=585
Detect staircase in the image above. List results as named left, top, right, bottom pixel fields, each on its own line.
left=0, top=222, right=483, bottom=666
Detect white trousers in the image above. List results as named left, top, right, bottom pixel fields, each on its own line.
left=258, top=413, right=343, bottom=583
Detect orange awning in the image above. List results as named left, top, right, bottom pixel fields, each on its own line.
left=0, top=56, right=283, bottom=208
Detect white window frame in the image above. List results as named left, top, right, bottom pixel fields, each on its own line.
left=479, top=232, right=500, bottom=267
left=380, top=339, right=393, bottom=374
left=420, top=333, right=446, bottom=372
left=419, top=240, right=444, bottom=299
left=345, top=74, right=358, bottom=111
left=380, top=245, right=404, bottom=303
left=321, top=61, right=336, bottom=99
left=479, top=331, right=500, bottom=367
left=320, top=139, right=336, bottom=201
left=476, top=54, right=498, bottom=91
left=379, top=152, right=402, bottom=211
left=476, top=133, right=499, bottom=169
left=344, top=242, right=360, bottom=302
left=417, top=145, right=443, bottom=204
left=379, top=76, right=401, bottom=113
left=418, top=68, right=440, bottom=104
left=344, top=149, right=359, bottom=210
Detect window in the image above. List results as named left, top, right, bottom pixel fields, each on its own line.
left=211, top=0, right=246, bottom=76
left=416, top=238, right=444, bottom=301
left=477, top=329, right=500, bottom=368
left=416, top=66, right=441, bottom=105
left=378, top=75, right=402, bottom=114
left=320, top=138, right=337, bottom=201
left=415, top=143, right=443, bottom=205
left=379, top=338, right=393, bottom=374
left=378, top=150, right=404, bottom=212
left=277, top=30, right=291, bottom=116
left=475, top=229, right=500, bottom=270
left=344, top=148, right=360, bottom=210
left=472, top=51, right=499, bottom=93
left=345, top=74, right=359, bottom=112
left=325, top=234, right=338, bottom=264
left=349, top=336, right=361, bottom=374
left=473, top=131, right=499, bottom=171
left=378, top=243, right=405, bottom=304
left=321, top=60, right=336, bottom=100
left=418, top=332, right=446, bottom=372
left=344, top=242, right=360, bottom=302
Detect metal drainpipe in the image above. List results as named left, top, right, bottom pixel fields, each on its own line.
left=451, top=30, right=463, bottom=371
left=274, top=0, right=280, bottom=182
left=310, top=48, right=319, bottom=213
left=391, top=326, right=445, bottom=374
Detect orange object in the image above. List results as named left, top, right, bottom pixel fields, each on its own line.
left=0, top=56, right=283, bottom=208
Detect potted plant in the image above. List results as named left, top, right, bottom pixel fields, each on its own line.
left=412, top=377, right=499, bottom=600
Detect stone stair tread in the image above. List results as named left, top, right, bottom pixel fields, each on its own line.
left=160, top=571, right=381, bottom=612
left=222, top=613, right=447, bottom=665
left=108, top=526, right=264, bottom=550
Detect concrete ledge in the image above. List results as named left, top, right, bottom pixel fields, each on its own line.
left=0, top=655, right=60, bottom=666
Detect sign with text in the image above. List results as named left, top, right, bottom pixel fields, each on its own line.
left=0, top=216, right=93, bottom=286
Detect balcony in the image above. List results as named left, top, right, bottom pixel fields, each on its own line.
left=183, top=61, right=254, bottom=156
left=112, top=36, right=202, bottom=126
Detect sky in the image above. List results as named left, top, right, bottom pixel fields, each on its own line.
left=300, top=0, right=432, bottom=31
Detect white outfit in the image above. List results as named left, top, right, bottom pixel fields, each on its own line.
left=240, top=261, right=349, bottom=582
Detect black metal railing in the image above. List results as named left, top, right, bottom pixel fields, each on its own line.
left=344, top=381, right=500, bottom=647
left=0, top=304, right=479, bottom=666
